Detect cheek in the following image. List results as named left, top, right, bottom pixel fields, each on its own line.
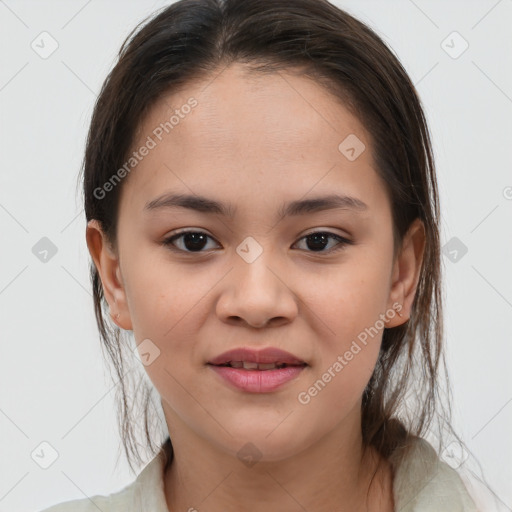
left=311, top=257, right=390, bottom=343
left=124, top=252, right=205, bottom=340
left=306, top=254, right=390, bottom=396
left=125, top=256, right=220, bottom=366
left=128, top=278, right=209, bottom=414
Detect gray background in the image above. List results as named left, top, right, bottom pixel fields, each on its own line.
left=0, top=0, right=511, bottom=510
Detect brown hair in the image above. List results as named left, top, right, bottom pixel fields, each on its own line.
left=80, top=0, right=461, bottom=484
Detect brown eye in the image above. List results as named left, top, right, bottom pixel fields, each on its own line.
left=293, top=232, right=352, bottom=253
left=163, top=230, right=220, bottom=253
left=162, top=230, right=352, bottom=255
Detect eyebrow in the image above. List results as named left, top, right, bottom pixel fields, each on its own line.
left=144, top=192, right=368, bottom=220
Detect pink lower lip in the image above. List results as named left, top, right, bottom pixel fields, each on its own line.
left=208, top=364, right=306, bottom=393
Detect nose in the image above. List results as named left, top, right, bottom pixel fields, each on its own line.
left=215, top=247, right=298, bottom=329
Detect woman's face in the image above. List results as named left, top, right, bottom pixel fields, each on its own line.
left=88, top=63, right=422, bottom=462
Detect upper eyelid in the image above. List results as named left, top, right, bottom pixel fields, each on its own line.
left=166, top=227, right=349, bottom=239
left=168, top=228, right=220, bottom=242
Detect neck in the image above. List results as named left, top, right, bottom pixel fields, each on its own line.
left=162, top=402, right=393, bottom=512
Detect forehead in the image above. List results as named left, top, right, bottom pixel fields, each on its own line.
left=122, top=63, right=387, bottom=215
left=149, top=65, right=367, bottom=155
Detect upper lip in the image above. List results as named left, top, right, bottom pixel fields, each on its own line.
left=208, top=347, right=307, bottom=366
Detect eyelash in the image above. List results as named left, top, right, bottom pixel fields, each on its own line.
left=162, top=229, right=353, bottom=255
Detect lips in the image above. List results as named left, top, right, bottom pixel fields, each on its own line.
left=207, top=347, right=308, bottom=393
left=207, top=347, right=307, bottom=368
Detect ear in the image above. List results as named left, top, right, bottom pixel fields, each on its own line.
left=385, top=218, right=426, bottom=328
left=85, top=219, right=132, bottom=330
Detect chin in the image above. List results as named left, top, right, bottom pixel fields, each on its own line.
left=216, top=421, right=316, bottom=464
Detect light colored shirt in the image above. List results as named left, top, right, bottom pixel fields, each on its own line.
left=39, top=435, right=478, bottom=511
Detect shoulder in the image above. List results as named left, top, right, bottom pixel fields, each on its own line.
left=390, top=436, right=478, bottom=512
left=37, top=482, right=136, bottom=512
left=37, top=439, right=172, bottom=512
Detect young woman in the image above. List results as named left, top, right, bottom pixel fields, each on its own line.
left=41, top=0, right=479, bottom=510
